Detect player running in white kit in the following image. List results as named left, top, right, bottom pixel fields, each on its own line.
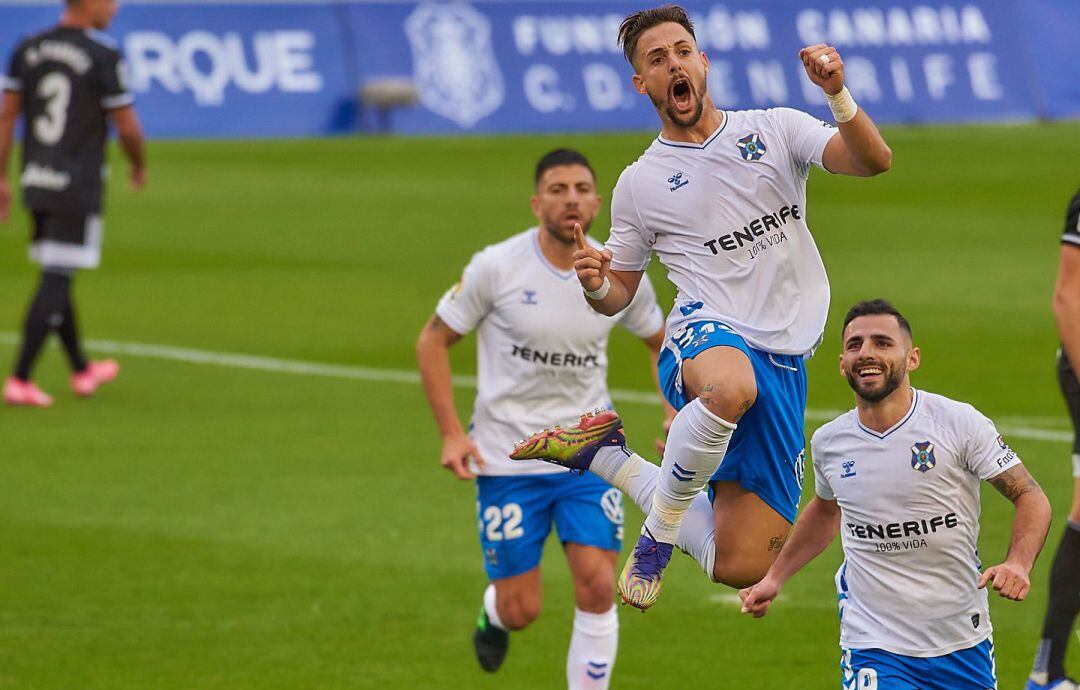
left=739, top=299, right=1052, bottom=690
left=417, top=149, right=669, bottom=688
left=511, top=4, right=892, bottom=610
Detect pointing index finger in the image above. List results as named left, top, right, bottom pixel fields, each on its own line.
left=574, top=223, right=587, bottom=251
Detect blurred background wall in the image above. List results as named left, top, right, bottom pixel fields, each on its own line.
left=2, top=0, right=1078, bottom=138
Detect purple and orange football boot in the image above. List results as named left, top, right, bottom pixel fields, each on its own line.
left=509, top=410, right=626, bottom=474
left=618, top=526, right=674, bottom=610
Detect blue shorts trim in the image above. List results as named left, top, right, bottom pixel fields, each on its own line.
left=841, top=638, right=996, bottom=690
left=657, top=321, right=807, bottom=523
left=475, top=472, right=624, bottom=580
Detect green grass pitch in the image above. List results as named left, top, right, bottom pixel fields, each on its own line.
left=0, top=121, right=1078, bottom=689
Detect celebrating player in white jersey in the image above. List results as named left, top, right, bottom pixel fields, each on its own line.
left=739, top=299, right=1052, bottom=690
left=416, top=149, right=670, bottom=688
left=511, top=4, right=892, bottom=610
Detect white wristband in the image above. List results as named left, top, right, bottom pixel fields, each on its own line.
left=825, top=86, right=858, bottom=123
left=584, top=276, right=611, bottom=301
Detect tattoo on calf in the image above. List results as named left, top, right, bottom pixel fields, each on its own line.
left=768, top=535, right=786, bottom=552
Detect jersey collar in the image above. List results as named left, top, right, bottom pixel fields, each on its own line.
left=856, top=388, right=920, bottom=440
left=656, top=110, right=728, bottom=150
left=531, top=228, right=576, bottom=280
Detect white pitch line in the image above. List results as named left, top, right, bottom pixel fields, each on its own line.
left=0, top=332, right=1071, bottom=443
left=710, top=592, right=836, bottom=610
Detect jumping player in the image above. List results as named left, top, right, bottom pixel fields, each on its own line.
left=512, top=4, right=891, bottom=609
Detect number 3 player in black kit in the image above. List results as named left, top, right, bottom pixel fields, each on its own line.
left=0, top=0, right=145, bottom=407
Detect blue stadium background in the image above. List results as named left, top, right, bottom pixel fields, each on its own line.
left=2, top=0, right=1078, bottom=139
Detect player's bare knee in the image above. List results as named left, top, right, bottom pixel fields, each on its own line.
left=575, top=573, right=616, bottom=612
left=500, top=603, right=539, bottom=631
left=694, top=376, right=757, bottom=422
left=503, top=592, right=542, bottom=630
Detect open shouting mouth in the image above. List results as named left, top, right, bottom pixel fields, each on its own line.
left=671, top=77, right=694, bottom=113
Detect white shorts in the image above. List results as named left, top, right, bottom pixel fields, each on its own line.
left=29, top=211, right=103, bottom=269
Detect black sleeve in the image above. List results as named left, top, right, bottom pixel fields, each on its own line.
left=98, top=47, right=133, bottom=110
left=1062, top=188, right=1080, bottom=248
left=3, top=41, right=26, bottom=93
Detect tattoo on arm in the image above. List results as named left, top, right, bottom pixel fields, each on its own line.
left=768, top=535, right=786, bottom=552
left=988, top=465, right=1043, bottom=504
left=428, top=315, right=464, bottom=346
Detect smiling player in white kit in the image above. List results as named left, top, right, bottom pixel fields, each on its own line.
left=511, top=4, right=892, bottom=610
left=739, top=299, right=1052, bottom=689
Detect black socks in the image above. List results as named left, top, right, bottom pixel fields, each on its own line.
left=1033, top=520, right=1080, bottom=681
left=13, top=269, right=86, bottom=380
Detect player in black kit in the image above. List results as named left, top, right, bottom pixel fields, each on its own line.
left=0, top=0, right=145, bottom=407
left=1026, top=188, right=1080, bottom=690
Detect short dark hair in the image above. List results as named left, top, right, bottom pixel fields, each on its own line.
left=618, top=5, right=696, bottom=67
left=842, top=299, right=912, bottom=340
left=534, top=148, right=595, bottom=186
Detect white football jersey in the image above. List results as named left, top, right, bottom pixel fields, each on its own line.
left=605, top=108, right=838, bottom=356
left=436, top=228, right=664, bottom=476
left=811, top=389, right=1022, bottom=657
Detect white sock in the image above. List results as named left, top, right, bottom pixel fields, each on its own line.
left=590, top=447, right=717, bottom=579
left=483, top=583, right=507, bottom=630
left=566, top=606, right=618, bottom=690
left=643, top=399, right=735, bottom=544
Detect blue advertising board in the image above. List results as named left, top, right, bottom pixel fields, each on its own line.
left=1024, top=0, right=1080, bottom=120
left=1, top=2, right=356, bottom=138
left=352, top=0, right=1042, bottom=134
left=0, top=0, right=1076, bottom=138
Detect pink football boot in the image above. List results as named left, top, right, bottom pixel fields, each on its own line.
left=3, top=376, right=54, bottom=407
left=70, top=359, right=120, bottom=397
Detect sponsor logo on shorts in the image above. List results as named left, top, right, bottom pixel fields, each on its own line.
left=793, top=449, right=805, bottom=489
left=600, top=488, right=623, bottom=525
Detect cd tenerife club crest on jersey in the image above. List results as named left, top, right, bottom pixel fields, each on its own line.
left=910, top=441, right=937, bottom=473
left=736, top=133, right=767, bottom=161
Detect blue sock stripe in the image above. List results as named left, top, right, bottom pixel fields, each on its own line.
left=671, top=463, right=695, bottom=482
left=587, top=661, right=609, bottom=669
left=586, top=670, right=607, bottom=680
